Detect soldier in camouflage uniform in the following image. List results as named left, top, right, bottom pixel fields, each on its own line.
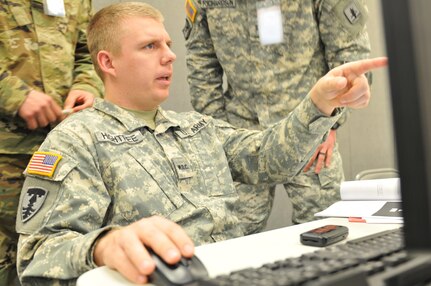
left=15, top=2, right=386, bottom=285
left=0, top=0, right=103, bottom=284
left=183, top=0, right=371, bottom=232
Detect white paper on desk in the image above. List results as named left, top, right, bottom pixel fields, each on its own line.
left=314, top=200, right=402, bottom=220
left=314, top=178, right=402, bottom=221
left=340, top=178, right=401, bottom=201
left=360, top=217, right=403, bottom=224
left=315, top=200, right=385, bottom=217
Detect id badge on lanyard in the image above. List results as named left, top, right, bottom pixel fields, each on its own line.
left=256, top=0, right=283, bottom=45
left=43, top=0, right=66, bottom=17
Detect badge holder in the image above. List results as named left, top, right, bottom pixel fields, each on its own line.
left=43, top=0, right=66, bottom=17
left=256, top=0, right=283, bottom=45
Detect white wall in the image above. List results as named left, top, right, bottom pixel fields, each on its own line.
left=92, top=0, right=397, bottom=229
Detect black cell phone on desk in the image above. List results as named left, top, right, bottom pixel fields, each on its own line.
left=300, top=225, right=348, bottom=247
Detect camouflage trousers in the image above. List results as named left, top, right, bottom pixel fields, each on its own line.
left=0, top=154, right=30, bottom=286
left=235, top=144, right=343, bottom=234
left=284, top=145, right=344, bottom=225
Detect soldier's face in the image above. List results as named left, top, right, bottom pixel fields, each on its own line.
left=111, top=16, right=176, bottom=110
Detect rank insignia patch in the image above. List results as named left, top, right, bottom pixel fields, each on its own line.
left=186, top=0, right=197, bottom=23
left=27, top=151, right=62, bottom=177
left=21, top=187, right=48, bottom=223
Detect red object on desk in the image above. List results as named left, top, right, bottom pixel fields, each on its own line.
left=348, top=217, right=366, bottom=223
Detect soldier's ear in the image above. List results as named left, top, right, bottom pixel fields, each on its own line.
left=98, top=50, right=116, bottom=77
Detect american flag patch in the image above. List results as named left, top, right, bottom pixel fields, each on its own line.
left=27, top=152, right=62, bottom=177
left=186, top=0, right=197, bottom=23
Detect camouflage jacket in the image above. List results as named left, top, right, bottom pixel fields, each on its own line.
left=0, top=0, right=103, bottom=155
left=16, top=97, right=342, bottom=284
left=184, top=0, right=371, bottom=128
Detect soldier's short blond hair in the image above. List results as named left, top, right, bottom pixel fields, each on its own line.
left=87, top=2, right=164, bottom=80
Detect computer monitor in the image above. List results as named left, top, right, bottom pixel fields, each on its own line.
left=381, top=0, right=431, bottom=251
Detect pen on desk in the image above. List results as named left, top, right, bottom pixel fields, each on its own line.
left=348, top=217, right=366, bottom=223
left=62, top=109, right=73, bottom=115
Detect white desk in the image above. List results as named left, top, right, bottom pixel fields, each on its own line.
left=77, top=217, right=401, bottom=286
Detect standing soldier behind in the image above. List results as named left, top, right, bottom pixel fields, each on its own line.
left=184, top=0, right=372, bottom=233
left=0, top=1, right=103, bottom=284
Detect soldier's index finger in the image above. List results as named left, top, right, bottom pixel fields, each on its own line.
left=346, top=57, right=388, bottom=76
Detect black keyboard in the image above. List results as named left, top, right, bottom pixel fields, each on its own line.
left=194, top=228, right=431, bottom=286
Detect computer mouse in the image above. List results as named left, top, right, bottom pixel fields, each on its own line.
left=149, top=249, right=209, bottom=286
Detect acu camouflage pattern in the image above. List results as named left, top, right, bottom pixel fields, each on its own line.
left=0, top=154, right=31, bottom=286
left=0, top=1, right=102, bottom=284
left=0, top=0, right=103, bottom=155
left=16, top=97, right=342, bottom=284
left=184, top=0, right=370, bottom=227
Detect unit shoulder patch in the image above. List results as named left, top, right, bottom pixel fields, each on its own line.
left=343, top=1, right=361, bottom=24
left=332, top=0, right=368, bottom=35
left=21, top=187, right=48, bottom=223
